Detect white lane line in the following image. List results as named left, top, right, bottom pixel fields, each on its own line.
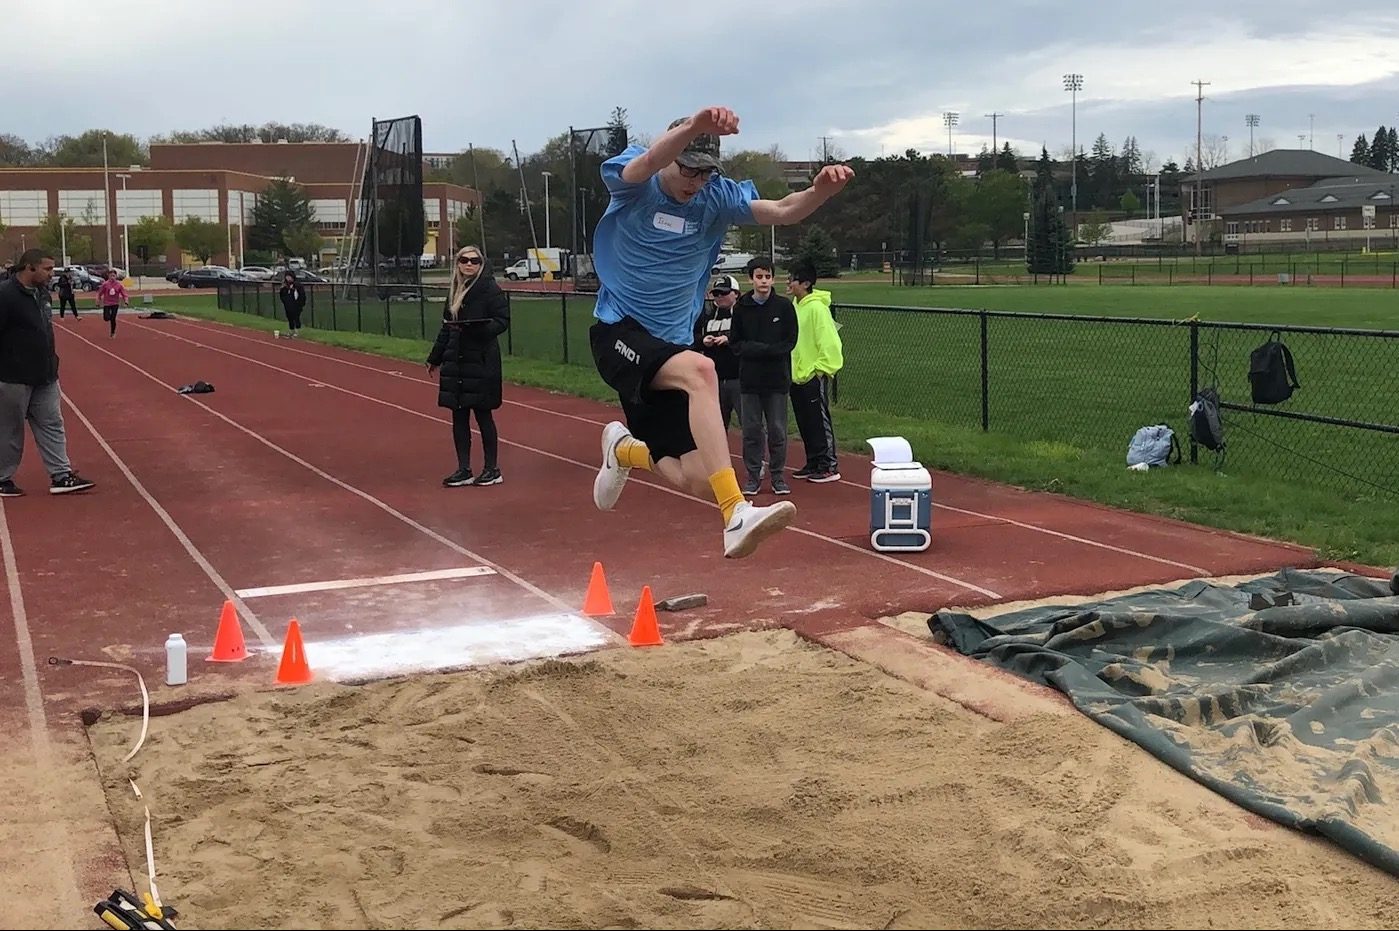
left=135, top=320, right=1000, bottom=599
left=58, top=389, right=277, bottom=648
left=65, top=328, right=609, bottom=626
left=162, top=315, right=1213, bottom=576
left=236, top=566, right=496, bottom=599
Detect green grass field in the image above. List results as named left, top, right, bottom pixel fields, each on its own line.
left=173, top=284, right=1399, bottom=569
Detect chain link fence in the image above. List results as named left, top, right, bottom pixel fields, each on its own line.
left=216, top=282, right=1399, bottom=500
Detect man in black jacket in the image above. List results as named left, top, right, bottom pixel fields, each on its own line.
left=0, top=250, right=95, bottom=497
left=730, top=258, right=797, bottom=496
left=691, top=274, right=742, bottom=429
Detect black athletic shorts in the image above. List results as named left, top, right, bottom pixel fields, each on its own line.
left=590, top=315, right=698, bottom=462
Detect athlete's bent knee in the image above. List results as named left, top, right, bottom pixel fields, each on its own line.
left=657, top=351, right=718, bottom=396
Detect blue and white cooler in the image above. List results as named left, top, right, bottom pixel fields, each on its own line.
left=866, top=436, right=932, bottom=553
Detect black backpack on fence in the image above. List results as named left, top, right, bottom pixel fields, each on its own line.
left=1249, top=331, right=1300, bottom=404
left=1190, top=388, right=1225, bottom=453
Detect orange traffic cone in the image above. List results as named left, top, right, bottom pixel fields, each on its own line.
left=275, top=618, right=313, bottom=685
left=628, top=586, right=664, bottom=647
left=583, top=561, right=614, bottom=617
left=207, top=600, right=249, bottom=662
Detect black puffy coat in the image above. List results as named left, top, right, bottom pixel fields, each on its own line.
left=426, top=275, right=510, bottom=410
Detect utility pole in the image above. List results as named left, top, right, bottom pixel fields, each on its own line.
left=1246, top=114, right=1259, bottom=157
left=942, top=112, right=958, bottom=158
left=818, top=136, right=830, bottom=163
left=985, top=112, right=1003, bottom=157
left=1309, top=113, right=1315, bottom=150
left=1193, top=79, right=1210, bottom=257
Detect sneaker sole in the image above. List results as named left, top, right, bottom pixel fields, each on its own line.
left=473, top=477, right=503, bottom=486
left=808, top=474, right=842, bottom=483
left=724, top=501, right=797, bottom=559
left=50, top=484, right=95, bottom=495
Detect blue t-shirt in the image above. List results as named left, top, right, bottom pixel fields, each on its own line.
left=592, top=145, right=759, bottom=346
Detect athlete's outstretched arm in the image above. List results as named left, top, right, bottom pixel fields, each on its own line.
left=621, top=107, right=741, bottom=184
left=750, top=164, right=856, bottom=225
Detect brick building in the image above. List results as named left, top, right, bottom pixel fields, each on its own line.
left=0, top=140, right=480, bottom=269
left=1180, top=150, right=1397, bottom=249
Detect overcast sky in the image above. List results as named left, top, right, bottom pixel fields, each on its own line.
left=18, top=0, right=1399, bottom=170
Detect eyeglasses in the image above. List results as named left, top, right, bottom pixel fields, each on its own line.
left=458, top=255, right=482, bottom=265
left=676, top=164, right=717, bottom=180
left=709, top=289, right=732, bottom=297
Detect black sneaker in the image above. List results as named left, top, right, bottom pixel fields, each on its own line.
left=807, top=469, right=841, bottom=484
left=443, top=468, right=473, bottom=487
left=50, top=472, right=95, bottom=494
left=0, top=480, right=23, bottom=497
left=771, top=478, right=791, bottom=495
left=472, top=467, right=503, bottom=486
left=742, top=476, right=761, bottom=495
left=791, top=464, right=817, bottom=480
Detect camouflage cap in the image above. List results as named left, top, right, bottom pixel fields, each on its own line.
left=668, top=117, right=722, bottom=171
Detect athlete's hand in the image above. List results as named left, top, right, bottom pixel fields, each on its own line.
left=691, top=107, right=740, bottom=137
left=813, top=164, right=854, bottom=196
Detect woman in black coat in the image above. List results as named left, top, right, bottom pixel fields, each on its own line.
left=278, top=271, right=306, bottom=336
left=426, top=246, right=510, bottom=487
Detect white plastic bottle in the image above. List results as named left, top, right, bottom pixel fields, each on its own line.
left=165, top=633, right=188, bottom=686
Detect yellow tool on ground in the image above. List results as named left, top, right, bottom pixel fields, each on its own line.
left=93, top=889, right=178, bottom=930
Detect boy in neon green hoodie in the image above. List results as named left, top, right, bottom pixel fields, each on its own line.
left=787, top=260, right=843, bottom=482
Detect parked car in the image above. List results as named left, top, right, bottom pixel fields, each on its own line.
left=174, top=267, right=243, bottom=288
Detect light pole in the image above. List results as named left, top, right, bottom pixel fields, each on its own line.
left=942, top=111, right=958, bottom=158
left=1063, top=73, right=1082, bottom=232
left=101, top=132, right=114, bottom=267
left=540, top=170, right=552, bottom=249
left=115, top=172, right=131, bottom=278
left=1245, top=114, right=1259, bottom=157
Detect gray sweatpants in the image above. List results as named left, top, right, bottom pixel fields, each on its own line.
left=0, top=380, right=72, bottom=482
left=741, top=391, right=788, bottom=481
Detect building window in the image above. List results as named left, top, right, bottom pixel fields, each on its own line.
left=1306, top=217, right=1319, bottom=232
left=116, top=189, right=162, bottom=224
left=172, top=189, right=219, bottom=222
left=1364, top=214, right=1375, bottom=230
left=0, top=190, right=48, bottom=225
left=309, top=198, right=348, bottom=229
left=423, top=197, right=442, bottom=229
left=1335, top=216, right=1347, bottom=230
left=229, top=191, right=258, bottom=224
left=1280, top=218, right=1292, bottom=232
left=57, top=190, right=106, bottom=224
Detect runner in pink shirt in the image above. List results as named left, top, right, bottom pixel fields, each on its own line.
left=96, top=270, right=128, bottom=337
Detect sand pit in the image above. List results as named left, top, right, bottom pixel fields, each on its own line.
left=88, top=629, right=1398, bottom=930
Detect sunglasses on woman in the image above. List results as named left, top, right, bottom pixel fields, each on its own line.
left=458, top=255, right=482, bottom=265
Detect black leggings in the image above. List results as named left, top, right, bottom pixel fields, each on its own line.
left=285, top=307, right=303, bottom=330
left=102, top=304, right=120, bottom=334
left=452, top=406, right=498, bottom=471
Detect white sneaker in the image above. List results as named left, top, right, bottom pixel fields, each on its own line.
left=723, top=499, right=797, bottom=559
left=593, top=421, right=633, bottom=511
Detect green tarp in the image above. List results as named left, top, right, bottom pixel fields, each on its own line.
left=930, top=568, right=1399, bottom=877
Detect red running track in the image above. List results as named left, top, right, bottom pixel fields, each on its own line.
left=1, top=313, right=1322, bottom=719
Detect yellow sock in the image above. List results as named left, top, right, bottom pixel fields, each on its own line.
left=709, top=467, right=744, bottom=524
left=616, top=437, right=653, bottom=470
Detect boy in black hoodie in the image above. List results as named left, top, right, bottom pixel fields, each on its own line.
left=730, top=257, right=797, bottom=495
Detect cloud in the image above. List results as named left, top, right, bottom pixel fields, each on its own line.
left=9, top=0, right=1399, bottom=171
